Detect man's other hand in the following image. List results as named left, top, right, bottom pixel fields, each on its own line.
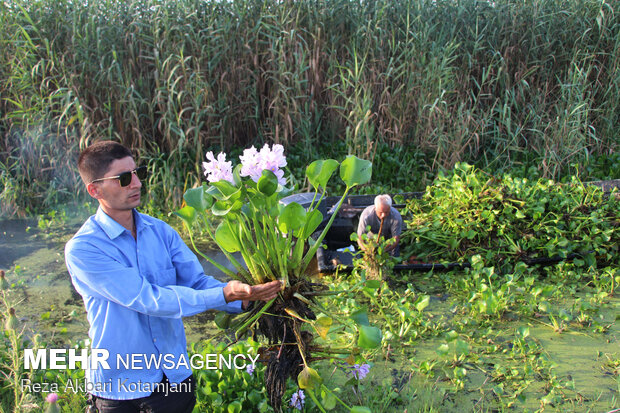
left=223, top=280, right=282, bottom=304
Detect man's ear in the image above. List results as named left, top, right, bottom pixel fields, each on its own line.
left=86, top=182, right=103, bottom=200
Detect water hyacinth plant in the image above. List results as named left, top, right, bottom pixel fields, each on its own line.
left=175, top=145, right=380, bottom=411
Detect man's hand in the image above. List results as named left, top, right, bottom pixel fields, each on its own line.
left=384, top=235, right=400, bottom=252
left=223, top=280, right=282, bottom=306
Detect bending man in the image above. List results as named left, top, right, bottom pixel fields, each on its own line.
left=356, top=194, right=403, bottom=256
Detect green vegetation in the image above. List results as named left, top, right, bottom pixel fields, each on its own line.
left=1, top=163, right=619, bottom=412
left=401, top=163, right=619, bottom=267
left=1, top=0, right=618, bottom=217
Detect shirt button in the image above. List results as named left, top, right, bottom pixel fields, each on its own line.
left=153, top=338, right=156, bottom=342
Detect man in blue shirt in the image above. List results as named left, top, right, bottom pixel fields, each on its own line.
left=65, top=141, right=281, bottom=412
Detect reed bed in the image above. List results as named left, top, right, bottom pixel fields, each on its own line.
left=0, top=0, right=618, bottom=216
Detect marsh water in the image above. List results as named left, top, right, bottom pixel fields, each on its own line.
left=0, top=216, right=226, bottom=344
left=1, top=216, right=618, bottom=411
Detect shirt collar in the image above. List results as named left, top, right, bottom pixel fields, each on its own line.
left=133, top=209, right=153, bottom=233
left=94, top=208, right=151, bottom=240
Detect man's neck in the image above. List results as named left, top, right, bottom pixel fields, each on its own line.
left=101, top=207, right=135, bottom=237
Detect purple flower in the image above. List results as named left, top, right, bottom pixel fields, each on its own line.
left=239, top=144, right=287, bottom=185
left=259, top=144, right=287, bottom=185
left=202, top=151, right=233, bottom=183
left=351, top=363, right=371, bottom=380
left=290, top=389, right=305, bottom=410
left=239, top=146, right=262, bottom=182
left=246, top=363, right=255, bottom=376
left=259, top=143, right=287, bottom=169
left=45, top=393, right=60, bottom=413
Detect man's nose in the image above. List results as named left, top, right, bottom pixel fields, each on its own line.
left=129, top=171, right=142, bottom=188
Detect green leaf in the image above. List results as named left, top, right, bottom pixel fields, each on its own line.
left=174, top=206, right=197, bottom=227
left=296, top=209, right=324, bottom=240
left=257, top=170, right=278, bottom=196
left=436, top=343, right=450, bottom=356
left=277, top=186, right=294, bottom=200
left=350, top=407, right=372, bottom=413
left=516, top=326, right=530, bottom=339
left=183, top=185, right=213, bottom=212
left=208, top=180, right=239, bottom=201
left=214, top=313, right=234, bottom=329
left=212, top=200, right=243, bottom=216
left=247, top=390, right=262, bottom=405
left=350, top=308, right=370, bottom=326
left=558, top=308, right=572, bottom=322
left=215, top=221, right=240, bottom=252
left=454, top=367, right=467, bottom=378
left=321, top=389, right=337, bottom=410
left=277, top=202, right=306, bottom=234
left=365, top=280, right=382, bottom=290
left=455, top=339, right=469, bottom=356
left=414, top=295, right=430, bottom=312
left=227, top=401, right=242, bottom=413
left=358, top=324, right=382, bottom=349
left=208, top=393, right=222, bottom=405
left=306, top=159, right=339, bottom=189
left=313, top=316, right=333, bottom=339
left=232, top=164, right=243, bottom=187
left=340, top=156, right=372, bottom=188
left=538, top=301, right=549, bottom=312
left=298, top=366, right=323, bottom=390
left=445, top=330, right=458, bottom=341
left=585, top=253, right=596, bottom=267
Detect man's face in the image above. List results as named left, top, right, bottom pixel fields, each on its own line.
left=88, top=156, right=142, bottom=213
left=375, top=203, right=391, bottom=220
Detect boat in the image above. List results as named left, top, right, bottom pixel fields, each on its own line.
left=281, top=179, right=619, bottom=274
left=280, top=192, right=463, bottom=273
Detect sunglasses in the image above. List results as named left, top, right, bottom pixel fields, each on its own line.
left=90, top=166, right=148, bottom=187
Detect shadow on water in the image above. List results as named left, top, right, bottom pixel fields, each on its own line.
left=0, top=218, right=242, bottom=345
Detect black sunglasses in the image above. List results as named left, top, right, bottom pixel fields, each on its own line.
left=90, top=166, right=148, bottom=187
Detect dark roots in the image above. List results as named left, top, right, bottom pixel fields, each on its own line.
left=258, top=283, right=316, bottom=412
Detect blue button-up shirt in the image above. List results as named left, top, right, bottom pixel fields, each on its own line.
left=65, top=207, right=242, bottom=399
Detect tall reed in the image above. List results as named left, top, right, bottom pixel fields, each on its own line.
left=1, top=0, right=617, bottom=216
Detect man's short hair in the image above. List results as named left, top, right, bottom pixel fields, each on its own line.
left=374, top=194, right=392, bottom=208
left=78, top=141, right=133, bottom=184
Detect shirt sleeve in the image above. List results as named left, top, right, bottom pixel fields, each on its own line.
left=66, top=240, right=240, bottom=319
left=357, top=207, right=370, bottom=236
left=391, top=209, right=403, bottom=237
